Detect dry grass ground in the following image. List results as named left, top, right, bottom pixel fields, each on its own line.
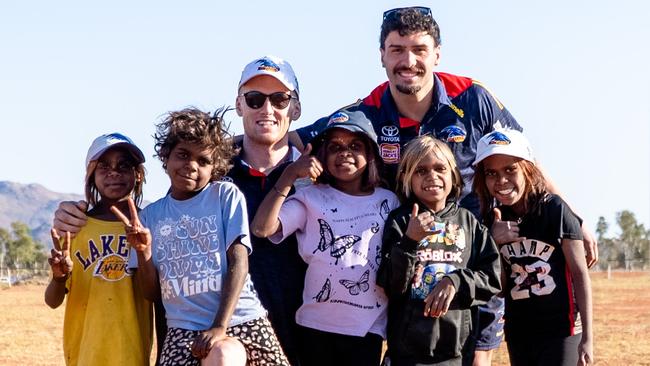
left=1, top=272, right=649, bottom=365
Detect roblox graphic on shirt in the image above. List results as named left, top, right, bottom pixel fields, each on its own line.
left=411, top=262, right=457, bottom=300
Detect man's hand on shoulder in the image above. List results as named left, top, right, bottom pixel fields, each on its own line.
left=52, top=200, right=89, bottom=236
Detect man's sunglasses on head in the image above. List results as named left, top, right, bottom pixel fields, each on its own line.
left=240, top=91, right=296, bottom=110
left=383, top=6, right=432, bottom=21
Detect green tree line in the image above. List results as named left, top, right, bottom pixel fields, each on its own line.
left=0, top=222, right=47, bottom=270
left=1, top=212, right=648, bottom=272
left=595, top=210, right=650, bottom=270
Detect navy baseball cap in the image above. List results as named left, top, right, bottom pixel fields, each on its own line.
left=310, top=110, right=380, bottom=156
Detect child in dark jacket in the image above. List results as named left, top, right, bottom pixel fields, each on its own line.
left=377, top=135, right=501, bottom=366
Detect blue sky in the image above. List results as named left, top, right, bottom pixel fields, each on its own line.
left=1, top=1, right=648, bottom=235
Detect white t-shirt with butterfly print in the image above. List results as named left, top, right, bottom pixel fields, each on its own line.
left=270, top=184, right=399, bottom=338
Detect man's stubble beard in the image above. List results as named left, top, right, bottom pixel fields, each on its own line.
left=395, top=84, right=422, bottom=95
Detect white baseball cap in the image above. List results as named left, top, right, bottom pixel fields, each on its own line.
left=473, top=129, right=534, bottom=166
left=85, top=133, right=145, bottom=168
left=238, top=55, right=299, bottom=96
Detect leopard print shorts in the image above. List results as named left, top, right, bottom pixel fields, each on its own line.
left=159, top=317, right=289, bottom=366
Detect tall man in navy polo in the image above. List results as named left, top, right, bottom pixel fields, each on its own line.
left=227, top=55, right=306, bottom=366
left=289, top=7, right=598, bottom=365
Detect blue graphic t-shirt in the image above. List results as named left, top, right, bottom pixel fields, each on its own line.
left=134, top=182, right=265, bottom=331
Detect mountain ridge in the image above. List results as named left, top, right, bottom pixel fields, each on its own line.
left=0, top=181, right=84, bottom=249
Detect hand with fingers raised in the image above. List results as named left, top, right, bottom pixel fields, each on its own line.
left=111, top=197, right=151, bottom=253
left=48, top=229, right=74, bottom=282
left=405, top=203, right=439, bottom=242
left=490, top=208, right=526, bottom=245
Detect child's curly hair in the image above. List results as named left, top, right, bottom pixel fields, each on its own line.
left=154, top=107, right=236, bottom=181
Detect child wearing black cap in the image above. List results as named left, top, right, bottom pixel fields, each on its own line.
left=252, top=110, right=400, bottom=366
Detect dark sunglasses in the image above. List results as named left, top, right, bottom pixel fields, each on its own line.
left=383, top=6, right=432, bottom=21
left=240, top=91, right=295, bottom=110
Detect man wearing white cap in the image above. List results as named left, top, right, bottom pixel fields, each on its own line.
left=225, top=55, right=306, bottom=366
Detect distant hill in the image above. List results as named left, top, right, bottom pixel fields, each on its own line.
left=0, top=181, right=83, bottom=249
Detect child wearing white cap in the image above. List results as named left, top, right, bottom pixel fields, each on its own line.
left=472, top=129, right=593, bottom=365
left=44, top=133, right=153, bottom=366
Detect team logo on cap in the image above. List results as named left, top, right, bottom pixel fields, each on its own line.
left=105, top=132, right=130, bottom=142
left=486, top=131, right=511, bottom=145
left=439, top=126, right=466, bottom=143
left=256, top=58, right=280, bottom=72
left=329, top=112, right=349, bottom=124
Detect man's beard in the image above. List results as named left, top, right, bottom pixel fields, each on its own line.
left=395, top=84, right=422, bottom=95
left=393, top=66, right=425, bottom=95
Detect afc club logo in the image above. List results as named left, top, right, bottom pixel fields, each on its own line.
left=439, top=125, right=467, bottom=143
left=329, top=112, right=350, bottom=124
left=487, top=131, right=511, bottom=145
left=255, top=58, right=280, bottom=72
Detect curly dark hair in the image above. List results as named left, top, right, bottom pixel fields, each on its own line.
left=154, top=107, right=236, bottom=181
left=380, top=7, right=441, bottom=49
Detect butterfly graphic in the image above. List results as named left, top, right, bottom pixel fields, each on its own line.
left=370, top=221, right=380, bottom=234
left=379, top=199, right=390, bottom=220
left=313, top=219, right=361, bottom=264
left=339, top=269, right=370, bottom=296
left=313, top=278, right=331, bottom=302
left=330, top=208, right=338, bottom=213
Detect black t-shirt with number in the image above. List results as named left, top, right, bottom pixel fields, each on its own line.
left=498, top=194, right=583, bottom=339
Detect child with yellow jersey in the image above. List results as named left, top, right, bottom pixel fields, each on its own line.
left=45, top=133, right=153, bottom=365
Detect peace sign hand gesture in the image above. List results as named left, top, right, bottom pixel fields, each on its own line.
left=48, top=229, right=74, bottom=280
left=111, top=197, right=151, bottom=253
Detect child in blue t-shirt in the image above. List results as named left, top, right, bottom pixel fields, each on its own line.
left=114, top=107, right=289, bottom=366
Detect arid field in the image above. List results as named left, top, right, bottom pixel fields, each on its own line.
left=1, top=272, right=649, bottom=365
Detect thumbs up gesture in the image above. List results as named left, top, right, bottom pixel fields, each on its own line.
left=286, top=143, right=323, bottom=182
left=48, top=229, right=74, bottom=280
left=491, top=208, right=526, bottom=245
left=405, top=203, right=438, bottom=242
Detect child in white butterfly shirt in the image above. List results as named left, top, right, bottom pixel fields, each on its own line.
left=252, top=110, right=399, bottom=366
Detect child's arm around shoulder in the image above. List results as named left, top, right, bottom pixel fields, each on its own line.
left=44, top=229, right=73, bottom=308
left=251, top=143, right=322, bottom=238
